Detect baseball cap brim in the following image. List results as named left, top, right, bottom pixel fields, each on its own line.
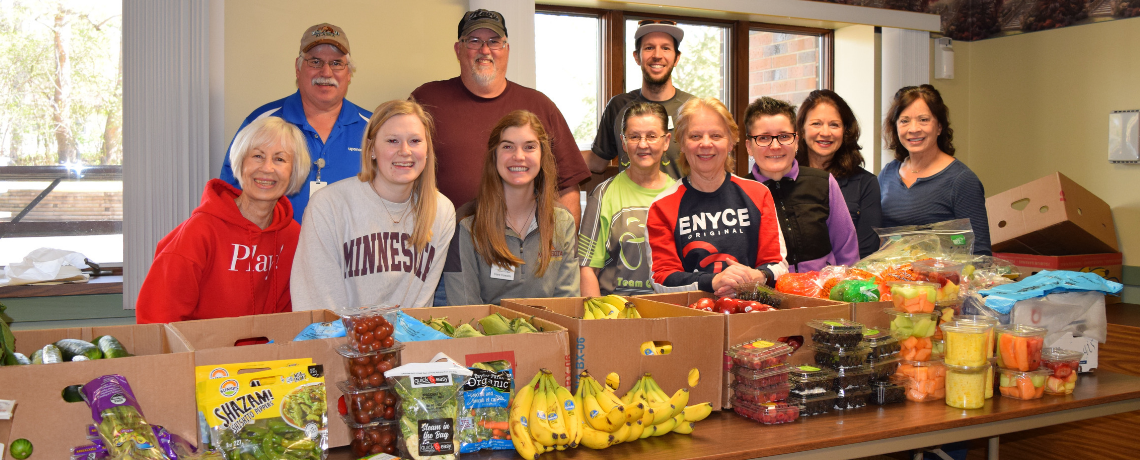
left=461, top=20, right=507, bottom=38
left=303, top=39, right=348, bottom=54
left=634, top=24, right=684, bottom=45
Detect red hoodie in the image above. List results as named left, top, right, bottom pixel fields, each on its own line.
left=136, top=179, right=299, bottom=323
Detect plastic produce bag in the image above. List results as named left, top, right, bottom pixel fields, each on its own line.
left=456, top=360, right=513, bottom=453
left=81, top=374, right=170, bottom=460
left=829, top=279, right=880, bottom=302
left=960, top=255, right=1019, bottom=295
left=1010, top=291, right=1108, bottom=344
left=775, top=271, right=822, bottom=297
left=874, top=219, right=975, bottom=257
left=980, top=270, right=1123, bottom=314
left=293, top=321, right=346, bottom=341
left=960, top=293, right=1010, bottom=325
left=385, top=357, right=472, bottom=460
left=393, top=311, right=454, bottom=342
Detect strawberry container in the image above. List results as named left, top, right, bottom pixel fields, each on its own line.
left=1041, top=348, right=1082, bottom=395
left=339, top=381, right=399, bottom=424
left=339, top=304, right=400, bottom=353
left=731, top=381, right=791, bottom=404
left=338, top=343, right=405, bottom=389
left=727, top=339, right=794, bottom=370
left=731, top=363, right=791, bottom=388
left=806, top=319, right=865, bottom=348
left=731, top=399, right=800, bottom=424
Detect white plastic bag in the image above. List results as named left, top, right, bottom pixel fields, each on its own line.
left=0, top=248, right=89, bottom=286
left=1009, top=291, right=1107, bottom=344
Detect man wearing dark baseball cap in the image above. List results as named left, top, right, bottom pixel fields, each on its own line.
left=220, top=23, right=372, bottom=222
left=583, top=19, right=692, bottom=179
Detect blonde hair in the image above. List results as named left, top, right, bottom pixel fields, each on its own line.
left=673, top=97, right=739, bottom=177
left=228, top=117, right=312, bottom=196
left=358, top=100, right=439, bottom=252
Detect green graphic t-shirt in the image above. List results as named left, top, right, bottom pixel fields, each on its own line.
left=578, top=173, right=672, bottom=295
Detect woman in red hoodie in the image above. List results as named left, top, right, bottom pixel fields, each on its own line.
left=136, top=117, right=311, bottom=323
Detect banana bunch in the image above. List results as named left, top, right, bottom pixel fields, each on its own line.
left=508, top=369, right=582, bottom=459
left=582, top=295, right=642, bottom=320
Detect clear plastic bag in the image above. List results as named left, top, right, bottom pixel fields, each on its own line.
left=385, top=359, right=472, bottom=460
left=874, top=219, right=976, bottom=256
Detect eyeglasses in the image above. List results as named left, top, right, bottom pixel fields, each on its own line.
left=638, top=19, right=678, bottom=26
left=623, top=134, right=665, bottom=146
left=897, top=116, right=934, bottom=127
left=461, top=37, right=506, bottom=50
left=748, top=133, right=797, bottom=147
left=303, top=58, right=347, bottom=71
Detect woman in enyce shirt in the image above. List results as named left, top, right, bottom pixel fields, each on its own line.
left=647, top=97, right=788, bottom=295
left=291, top=100, right=455, bottom=311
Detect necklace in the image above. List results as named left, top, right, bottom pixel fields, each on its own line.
left=507, top=202, right=537, bottom=236
left=371, top=181, right=410, bottom=224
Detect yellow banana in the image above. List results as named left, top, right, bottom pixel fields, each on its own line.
left=580, top=379, right=618, bottom=432
left=620, top=376, right=642, bottom=406
left=611, top=422, right=632, bottom=444
left=624, top=419, right=646, bottom=442
left=639, top=423, right=657, bottom=439
left=666, top=387, right=690, bottom=419
left=528, top=376, right=558, bottom=447
left=582, top=304, right=596, bottom=320
left=627, top=306, right=642, bottom=319
left=547, top=372, right=580, bottom=448
left=579, top=422, right=616, bottom=449
left=605, top=372, right=620, bottom=391
left=682, top=402, right=713, bottom=422
left=509, top=372, right=543, bottom=460
left=651, top=413, right=685, bottom=437
left=623, top=401, right=646, bottom=424
left=648, top=400, right=675, bottom=425
left=597, top=295, right=626, bottom=318
left=671, top=421, right=695, bottom=435
left=543, top=374, right=570, bottom=447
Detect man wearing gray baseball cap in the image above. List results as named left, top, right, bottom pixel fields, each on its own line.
left=220, top=23, right=372, bottom=222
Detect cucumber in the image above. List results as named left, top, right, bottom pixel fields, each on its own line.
left=96, top=335, right=131, bottom=359
left=61, top=384, right=85, bottom=403
left=55, top=338, right=103, bottom=361
left=13, top=352, right=30, bottom=365
left=31, top=349, right=43, bottom=364
left=41, top=344, right=63, bottom=364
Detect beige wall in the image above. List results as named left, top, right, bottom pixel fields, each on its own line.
left=934, top=19, right=1140, bottom=267
left=223, top=0, right=466, bottom=148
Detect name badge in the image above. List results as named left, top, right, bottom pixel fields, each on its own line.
left=668, top=115, right=674, bottom=130
left=490, top=264, right=515, bottom=281
left=309, top=181, right=328, bottom=197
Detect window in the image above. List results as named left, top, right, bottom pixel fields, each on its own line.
left=625, top=19, right=730, bottom=103
left=535, top=11, right=602, bottom=149
left=0, top=0, right=123, bottom=264
left=747, top=30, right=824, bottom=108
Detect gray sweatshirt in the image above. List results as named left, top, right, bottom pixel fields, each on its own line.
left=291, top=178, right=455, bottom=311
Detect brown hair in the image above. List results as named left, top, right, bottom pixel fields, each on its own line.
left=358, top=100, right=438, bottom=252
left=673, top=97, right=738, bottom=177
left=795, top=90, right=865, bottom=178
left=882, top=84, right=955, bottom=162
left=622, top=101, right=669, bottom=134
left=470, top=110, right=560, bottom=277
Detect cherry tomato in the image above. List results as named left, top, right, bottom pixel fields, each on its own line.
left=384, top=406, right=395, bottom=419
left=380, top=336, right=395, bottom=348
left=368, top=374, right=382, bottom=387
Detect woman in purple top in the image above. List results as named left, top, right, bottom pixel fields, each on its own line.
left=746, top=97, right=859, bottom=272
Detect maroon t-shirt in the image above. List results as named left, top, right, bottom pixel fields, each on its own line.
left=411, top=77, right=591, bottom=208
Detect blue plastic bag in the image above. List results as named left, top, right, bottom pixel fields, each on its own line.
left=293, top=320, right=346, bottom=341
left=979, top=270, right=1122, bottom=314
left=391, top=311, right=452, bottom=342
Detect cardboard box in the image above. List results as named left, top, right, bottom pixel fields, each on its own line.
left=500, top=297, right=725, bottom=410
left=987, top=172, right=1119, bottom=255
left=994, top=252, right=1123, bottom=303
left=167, top=310, right=353, bottom=447
left=0, top=324, right=196, bottom=460
left=636, top=292, right=850, bottom=408
left=398, top=304, right=571, bottom=388
left=852, top=300, right=900, bottom=332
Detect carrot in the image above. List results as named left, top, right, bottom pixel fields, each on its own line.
left=481, top=420, right=509, bottom=431
left=1015, top=338, right=1029, bottom=372
left=1016, top=376, right=1035, bottom=399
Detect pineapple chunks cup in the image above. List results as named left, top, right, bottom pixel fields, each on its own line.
left=886, top=310, right=941, bottom=362
left=941, top=322, right=993, bottom=367
left=945, top=364, right=989, bottom=409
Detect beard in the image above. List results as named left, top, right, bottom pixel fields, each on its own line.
left=641, top=62, right=674, bottom=92
left=469, top=54, right=499, bottom=87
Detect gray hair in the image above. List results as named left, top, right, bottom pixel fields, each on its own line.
left=295, top=44, right=357, bottom=75
left=228, top=117, right=312, bottom=196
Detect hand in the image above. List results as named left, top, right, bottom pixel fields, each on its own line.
left=711, top=260, right=755, bottom=293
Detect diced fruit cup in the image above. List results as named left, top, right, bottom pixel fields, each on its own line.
left=886, top=310, right=941, bottom=362
left=986, top=357, right=996, bottom=399
left=732, top=399, right=800, bottom=424
left=338, top=381, right=399, bottom=424
left=806, top=319, right=865, bottom=348
left=788, top=365, right=837, bottom=396
left=339, top=304, right=400, bottom=353
left=1041, top=348, right=1082, bottom=395
left=996, top=324, right=1046, bottom=371
left=997, top=368, right=1052, bottom=400
left=727, top=339, right=794, bottom=370
left=786, top=391, right=837, bottom=416
left=732, top=363, right=792, bottom=388
left=833, top=364, right=873, bottom=390
left=834, top=387, right=872, bottom=410
left=871, top=381, right=906, bottom=405
left=888, top=281, right=940, bottom=313
left=862, top=329, right=901, bottom=360
left=955, top=315, right=999, bottom=359
left=911, top=258, right=963, bottom=304
left=812, top=343, right=872, bottom=369
left=892, top=359, right=946, bottom=402
left=731, top=381, right=791, bottom=404
left=944, top=363, right=989, bottom=409
left=343, top=416, right=400, bottom=458
left=337, top=343, right=404, bottom=389
left=941, top=321, right=993, bottom=367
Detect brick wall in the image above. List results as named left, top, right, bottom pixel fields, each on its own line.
left=0, top=190, right=123, bottom=222
left=748, top=31, right=820, bottom=108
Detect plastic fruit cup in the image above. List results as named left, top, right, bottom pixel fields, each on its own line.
left=911, top=258, right=964, bottom=304
left=732, top=363, right=792, bottom=388
left=888, top=281, right=940, bottom=313
left=343, top=415, right=399, bottom=458
left=340, top=304, right=400, bottom=353
left=339, top=381, right=399, bottom=424
left=996, top=324, right=1046, bottom=371
left=337, top=343, right=404, bottom=389
left=1041, top=348, right=1082, bottom=395
left=941, top=321, right=993, bottom=367
left=945, top=363, right=988, bottom=409
left=731, top=381, right=791, bottom=404
left=886, top=310, right=941, bottom=362
left=986, top=358, right=996, bottom=399
left=997, top=368, right=1052, bottom=400
left=731, top=398, right=800, bottom=424
left=891, top=359, right=946, bottom=402
left=955, top=315, right=999, bottom=359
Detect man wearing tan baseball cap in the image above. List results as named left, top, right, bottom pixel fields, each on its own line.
left=220, top=23, right=372, bottom=222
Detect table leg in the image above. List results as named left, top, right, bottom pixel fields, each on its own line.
left=988, top=436, right=999, bottom=460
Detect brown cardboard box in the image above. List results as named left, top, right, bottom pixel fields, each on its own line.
left=987, top=172, right=1119, bottom=255
left=636, top=292, right=850, bottom=408
left=167, top=310, right=353, bottom=447
left=398, top=304, right=571, bottom=387
left=852, top=300, right=897, bottom=332
left=500, top=297, right=725, bottom=410
left=993, top=252, right=1124, bottom=303
left=0, top=324, right=196, bottom=460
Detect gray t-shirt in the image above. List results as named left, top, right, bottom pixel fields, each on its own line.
left=591, top=88, right=693, bottom=179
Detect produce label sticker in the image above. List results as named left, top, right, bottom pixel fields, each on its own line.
left=798, top=365, right=821, bottom=372
left=411, top=373, right=455, bottom=388
left=418, top=418, right=455, bottom=456
left=748, top=340, right=775, bottom=349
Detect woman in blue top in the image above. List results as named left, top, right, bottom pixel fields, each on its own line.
left=879, top=85, right=991, bottom=255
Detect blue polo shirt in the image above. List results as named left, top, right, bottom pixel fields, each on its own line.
left=221, top=91, right=372, bottom=222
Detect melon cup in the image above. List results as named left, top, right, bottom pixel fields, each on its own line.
left=955, top=315, right=1000, bottom=359
left=888, top=281, right=940, bottom=313
left=891, top=359, right=946, bottom=402
left=885, top=309, right=942, bottom=362
left=945, top=363, right=989, bottom=409
left=911, top=258, right=964, bottom=305
left=1041, top=348, right=1082, bottom=395
left=941, top=321, right=993, bottom=367
left=997, top=368, right=1052, bottom=400
left=996, top=324, right=1047, bottom=371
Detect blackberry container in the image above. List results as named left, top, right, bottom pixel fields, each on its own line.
left=870, top=382, right=906, bottom=405
left=834, top=386, right=872, bottom=410
left=813, top=343, right=872, bottom=369
left=788, top=365, right=836, bottom=396
left=862, top=329, right=901, bottom=360
left=868, top=357, right=902, bottom=382
left=833, top=364, right=873, bottom=390
left=787, top=391, right=837, bottom=416
left=806, top=319, right=865, bottom=348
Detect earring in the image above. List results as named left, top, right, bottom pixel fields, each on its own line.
left=371, top=155, right=376, bottom=159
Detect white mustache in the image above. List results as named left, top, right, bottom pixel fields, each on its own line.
left=311, top=77, right=339, bottom=87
